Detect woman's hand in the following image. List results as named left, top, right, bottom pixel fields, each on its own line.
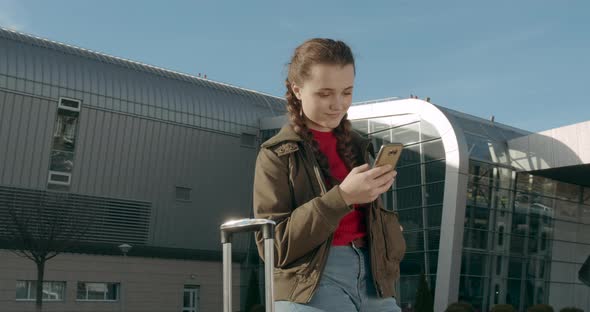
left=339, top=164, right=397, bottom=206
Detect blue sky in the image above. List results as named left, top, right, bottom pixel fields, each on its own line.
left=1, top=0, right=588, bottom=132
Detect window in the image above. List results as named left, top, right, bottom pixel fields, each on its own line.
left=176, top=186, right=192, bottom=201
left=240, top=133, right=257, bottom=148
left=48, top=97, right=81, bottom=190
left=494, top=284, right=500, bottom=304
left=16, top=280, right=65, bottom=301
left=77, top=282, right=119, bottom=301
left=498, top=226, right=504, bottom=246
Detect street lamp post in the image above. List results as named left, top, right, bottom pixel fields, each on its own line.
left=117, top=243, right=132, bottom=312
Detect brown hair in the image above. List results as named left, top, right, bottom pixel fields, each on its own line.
left=285, top=38, right=358, bottom=187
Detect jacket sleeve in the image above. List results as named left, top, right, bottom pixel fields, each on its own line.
left=253, top=147, right=352, bottom=268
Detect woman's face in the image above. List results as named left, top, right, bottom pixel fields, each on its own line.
left=292, top=63, right=355, bottom=132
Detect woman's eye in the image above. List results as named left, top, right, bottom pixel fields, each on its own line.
left=318, top=93, right=331, bottom=98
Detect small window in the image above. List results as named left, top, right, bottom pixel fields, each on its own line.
left=497, top=226, right=504, bottom=246
left=58, top=97, right=81, bottom=112
left=240, top=133, right=257, bottom=148
left=16, top=280, right=66, bottom=301
left=77, top=282, right=119, bottom=301
left=48, top=171, right=71, bottom=185
left=176, top=186, right=191, bottom=201
left=496, top=255, right=502, bottom=275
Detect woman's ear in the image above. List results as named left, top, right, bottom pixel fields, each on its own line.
left=291, top=83, right=302, bottom=100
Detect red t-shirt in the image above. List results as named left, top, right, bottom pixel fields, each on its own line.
left=310, top=129, right=367, bottom=246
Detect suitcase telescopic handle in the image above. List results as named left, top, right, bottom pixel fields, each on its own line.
left=220, top=219, right=276, bottom=312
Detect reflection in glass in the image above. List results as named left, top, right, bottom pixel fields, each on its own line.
left=422, top=139, right=445, bottom=162
left=405, top=231, right=425, bottom=252
left=396, top=164, right=421, bottom=188
left=426, top=205, right=443, bottom=228
left=396, top=186, right=422, bottom=209
left=52, top=109, right=79, bottom=152
left=420, top=120, right=440, bottom=141
left=398, top=208, right=423, bottom=230
left=425, top=182, right=444, bottom=206
left=398, top=144, right=421, bottom=167
left=425, top=160, right=445, bottom=183
left=390, top=122, right=420, bottom=145
left=50, top=150, right=74, bottom=173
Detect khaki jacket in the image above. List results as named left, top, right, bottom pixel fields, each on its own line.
left=253, top=124, right=406, bottom=303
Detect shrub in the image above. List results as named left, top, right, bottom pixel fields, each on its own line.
left=491, top=304, right=517, bottom=312
left=559, top=308, right=583, bottom=312
left=414, top=273, right=434, bottom=312
left=527, top=304, right=554, bottom=312
left=444, top=302, right=475, bottom=312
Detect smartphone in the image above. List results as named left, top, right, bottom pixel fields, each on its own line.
left=374, top=143, right=403, bottom=169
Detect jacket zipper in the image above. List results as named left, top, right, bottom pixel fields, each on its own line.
left=302, top=141, right=333, bottom=302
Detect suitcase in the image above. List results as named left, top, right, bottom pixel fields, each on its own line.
left=220, top=219, right=276, bottom=312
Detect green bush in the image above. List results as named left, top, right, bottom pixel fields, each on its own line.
left=559, top=308, right=583, bottom=312
left=527, top=304, right=554, bottom=312
left=491, top=304, right=517, bottom=312
left=444, top=302, right=475, bottom=312
left=414, top=273, right=434, bottom=312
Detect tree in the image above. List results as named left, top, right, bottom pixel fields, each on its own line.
left=414, top=273, right=434, bottom=312
left=2, top=190, right=95, bottom=311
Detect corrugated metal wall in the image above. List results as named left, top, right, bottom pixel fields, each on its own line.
left=0, top=90, right=55, bottom=188
left=0, top=28, right=285, bottom=251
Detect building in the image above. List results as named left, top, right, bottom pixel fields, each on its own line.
left=0, top=27, right=284, bottom=312
left=1, top=27, right=589, bottom=311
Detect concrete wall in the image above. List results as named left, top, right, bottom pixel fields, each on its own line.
left=0, top=250, right=241, bottom=312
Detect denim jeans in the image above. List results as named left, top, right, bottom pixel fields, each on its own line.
left=275, top=244, right=402, bottom=312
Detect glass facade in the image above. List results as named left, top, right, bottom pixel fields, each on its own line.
left=352, top=116, right=444, bottom=309
left=462, top=159, right=590, bottom=310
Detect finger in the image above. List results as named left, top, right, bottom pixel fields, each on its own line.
left=366, top=164, right=393, bottom=178
left=373, top=170, right=396, bottom=186
left=375, top=169, right=397, bottom=180
left=375, top=182, right=393, bottom=195
left=352, top=163, right=370, bottom=173
left=375, top=177, right=395, bottom=194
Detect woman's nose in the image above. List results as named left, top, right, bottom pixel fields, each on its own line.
left=331, top=95, right=347, bottom=111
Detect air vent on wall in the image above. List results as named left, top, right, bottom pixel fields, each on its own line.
left=0, top=186, right=151, bottom=245
left=58, top=97, right=81, bottom=112
left=48, top=171, right=71, bottom=185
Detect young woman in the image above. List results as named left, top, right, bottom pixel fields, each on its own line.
left=253, top=38, right=406, bottom=312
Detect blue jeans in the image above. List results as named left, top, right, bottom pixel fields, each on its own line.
left=275, top=245, right=402, bottom=312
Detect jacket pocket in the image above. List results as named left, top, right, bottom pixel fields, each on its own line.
left=379, top=208, right=406, bottom=262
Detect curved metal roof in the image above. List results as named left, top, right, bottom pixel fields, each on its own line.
left=0, top=27, right=286, bottom=135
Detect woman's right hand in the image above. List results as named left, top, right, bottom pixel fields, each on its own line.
left=339, top=163, right=397, bottom=206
